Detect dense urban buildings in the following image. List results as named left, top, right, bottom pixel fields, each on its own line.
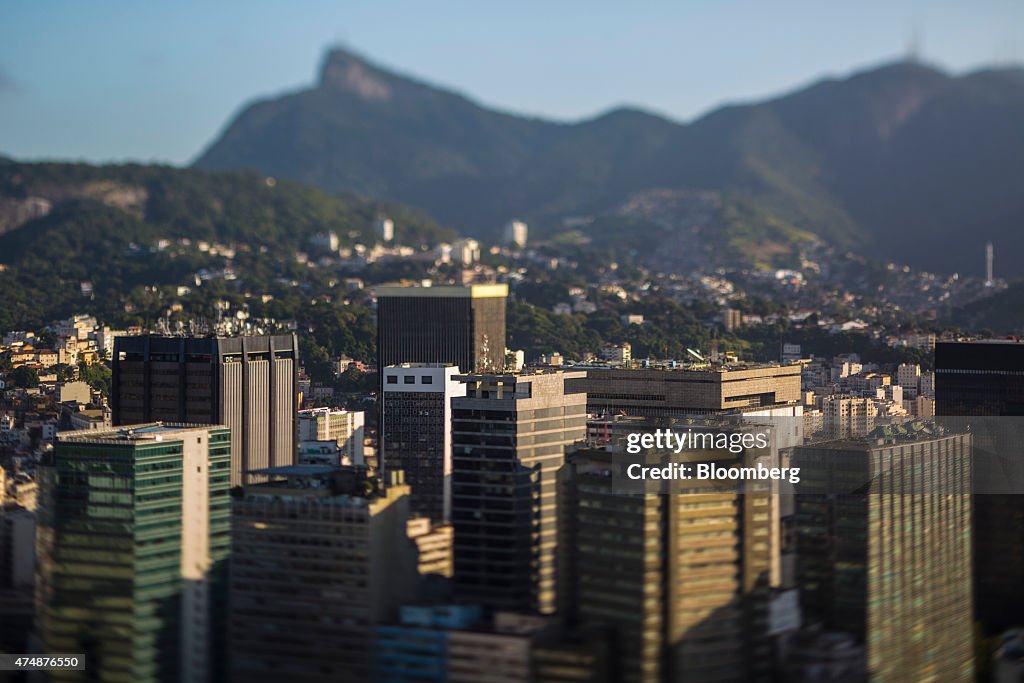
left=36, top=423, right=232, bottom=683
left=381, top=363, right=465, bottom=521
left=111, top=334, right=299, bottom=485
left=793, top=428, right=974, bottom=682
left=376, top=285, right=508, bottom=374
left=228, top=465, right=419, bottom=683
left=450, top=371, right=587, bottom=614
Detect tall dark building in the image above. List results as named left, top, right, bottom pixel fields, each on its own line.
left=376, top=284, right=508, bottom=374
left=112, top=334, right=298, bottom=485
left=793, top=429, right=974, bottom=682
left=935, top=340, right=1024, bottom=415
left=451, top=371, right=587, bottom=614
left=935, top=339, right=1024, bottom=633
left=380, top=363, right=465, bottom=522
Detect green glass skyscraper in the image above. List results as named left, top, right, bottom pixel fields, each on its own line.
left=37, top=423, right=232, bottom=683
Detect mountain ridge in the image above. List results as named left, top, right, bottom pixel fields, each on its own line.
left=195, top=49, right=1024, bottom=275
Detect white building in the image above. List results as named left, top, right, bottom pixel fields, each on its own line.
left=376, top=217, right=395, bottom=242
left=381, top=364, right=466, bottom=522
left=297, top=408, right=365, bottom=466
left=503, top=220, right=528, bottom=248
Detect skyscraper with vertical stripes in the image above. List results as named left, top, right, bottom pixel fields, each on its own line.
left=111, top=335, right=298, bottom=485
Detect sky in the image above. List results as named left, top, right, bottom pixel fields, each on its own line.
left=1, top=0, right=1022, bottom=165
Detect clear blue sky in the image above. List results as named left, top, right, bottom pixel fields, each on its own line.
left=1, top=0, right=1021, bottom=165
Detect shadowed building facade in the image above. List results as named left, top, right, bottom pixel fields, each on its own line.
left=451, top=371, right=587, bottom=615
left=935, top=340, right=1024, bottom=634
left=793, top=430, right=974, bottom=682
left=112, top=334, right=298, bottom=485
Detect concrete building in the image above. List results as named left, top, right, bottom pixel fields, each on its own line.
left=820, top=396, right=878, bottom=438
left=229, top=466, right=419, bottom=683
left=451, top=371, right=587, bottom=614
left=575, top=362, right=802, bottom=421
left=112, top=334, right=298, bottom=485
left=793, top=428, right=974, bottom=682
left=376, top=284, right=508, bottom=375
left=559, top=433, right=783, bottom=683
left=37, top=423, right=232, bottom=683
left=381, top=364, right=466, bottom=522
left=376, top=216, right=395, bottom=242
left=297, top=407, right=364, bottom=465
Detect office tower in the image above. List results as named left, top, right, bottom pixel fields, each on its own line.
left=576, top=363, right=802, bottom=419
left=112, top=334, right=298, bottom=485
left=793, top=429, right=974, bottom=682
left=376, top=604, right=484, bottom=683
left=559, top=434, right=782, bottom=683
left=451, top=372, right=587, bottom=614
left=229, top=466, right=418, bottom=683
left=37, top=423, right=231, bottom=683
left=935, top=340, right=1024, bottom=415
left=0, top=504, right=35, bottom=653
left=376, top=216, right=395, bottom=242
left=935, top=339, right=1024, bottom=634
left=297, top=407, right=365, bottom=464
left=376, top=284, right=508, bottom=374
left=381, top=364, right=466, bottom=521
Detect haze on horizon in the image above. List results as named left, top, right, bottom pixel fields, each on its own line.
left=1, top=0, right=1021, bottom=165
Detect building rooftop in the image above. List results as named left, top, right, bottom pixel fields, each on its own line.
left=57, top=422, right=223, bottom=444
left=375, top=283, right=508, bottom=299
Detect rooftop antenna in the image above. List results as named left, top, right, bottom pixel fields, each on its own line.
left=906, top=19, right=924, bottom=64
left=985, top=241, right=995, bottom=287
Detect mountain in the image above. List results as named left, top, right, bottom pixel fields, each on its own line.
left=195, top=49, right=1024, bottom=275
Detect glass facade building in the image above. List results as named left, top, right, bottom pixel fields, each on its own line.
left=36, top=423, right=231, bottom=683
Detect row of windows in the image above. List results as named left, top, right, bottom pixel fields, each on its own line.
left=386, top=374, right=435, bottom=385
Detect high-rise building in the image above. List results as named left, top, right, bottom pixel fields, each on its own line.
left=37, top=423, right=232, bottom=683
left=381, top=364, right=466, bottom=521
left=558, top=432, right=783, bottom=683
left=376, top=285, right=508, bottom=374
left=793, top=429, right=974, bottom=681
left=575, top=363, right=802, bottom=419
left=297, top=407, right=364, bottom=464
left=503, top=220, right=528, bottom=249
left=451, top=371, right=587, bottom=614
left=935, top=339, right=1024, bottom=634
left=228, top=465, right=419, bottom=683
left=112, top=334, right=298, bottom=485
left=0, top=504, right=35, bottom=653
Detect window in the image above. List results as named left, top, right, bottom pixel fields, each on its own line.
left=422, top=375, right=433, bottom=385
left=404, top=376, right=415, bottom=384
left=386, top=376, right=398, bottom=385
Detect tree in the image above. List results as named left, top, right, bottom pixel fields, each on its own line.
left=11, top=366, right=40, bottom=388
left=50, top=363, right=76, bottom=382
left=78, top=362, right=111, bottom=396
